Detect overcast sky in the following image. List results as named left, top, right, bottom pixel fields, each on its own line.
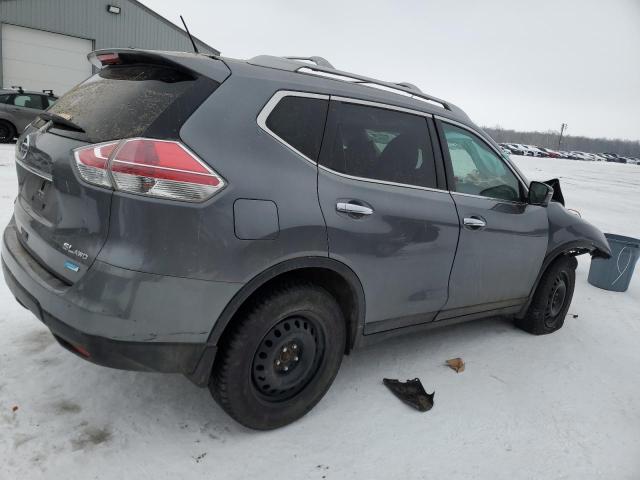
left=143, top=0, right=640, bottom=141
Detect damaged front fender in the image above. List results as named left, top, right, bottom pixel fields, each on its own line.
left=546, top=202, right=612, bottom=259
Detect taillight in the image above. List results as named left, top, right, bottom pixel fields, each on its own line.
left=73, top=138, right=225, bottom=202
left=74, top=141, right=118, bottom=187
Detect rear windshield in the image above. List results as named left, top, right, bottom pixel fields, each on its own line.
left=48, top=65, right=196, bottom=143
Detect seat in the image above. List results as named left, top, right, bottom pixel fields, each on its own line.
left=24, top=98, right=39, bottom=109
left=341, top=126, right=378, bottom=178
left=375, top=134, right=424, bottom=185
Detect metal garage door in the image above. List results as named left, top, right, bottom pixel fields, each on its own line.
left=1, top=24, right=93, bottom=97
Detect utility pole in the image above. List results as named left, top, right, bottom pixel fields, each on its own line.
left=558, top=123, right=567, bottom=150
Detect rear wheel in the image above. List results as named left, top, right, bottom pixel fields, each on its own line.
left=210, top=283, right=346, bottom=430
left=0, top=121, right=16, bottom=143
left=517, top=255, right=577, bottom=335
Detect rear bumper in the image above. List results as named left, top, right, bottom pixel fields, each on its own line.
left=1, top=220, right=242, bottom=384
left=3, top=261, right=211, bottom=374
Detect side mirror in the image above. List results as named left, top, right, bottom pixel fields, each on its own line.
left=528, top=181, right=554, bottom=207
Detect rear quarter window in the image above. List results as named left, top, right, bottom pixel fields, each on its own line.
left=265, top=95, right=329, bottom=161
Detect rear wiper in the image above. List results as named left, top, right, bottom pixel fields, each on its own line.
left=39, top=112, right=85, bottom=133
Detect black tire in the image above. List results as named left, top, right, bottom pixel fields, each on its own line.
left=517, top=255, right=577, bottom=335
left=0, top=121, right=16, bottom=143
left=210, top=283, right=346, bottom=430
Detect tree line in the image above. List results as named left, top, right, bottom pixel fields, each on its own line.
left=483, top=126, right=640, bottom=157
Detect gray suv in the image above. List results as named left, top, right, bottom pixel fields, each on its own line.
left=0, top=88, right=57, bottom=142
left=1, top=49, right=611, bottom=429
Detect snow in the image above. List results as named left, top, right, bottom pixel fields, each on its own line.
left=0, top=145, right=638, bottom=479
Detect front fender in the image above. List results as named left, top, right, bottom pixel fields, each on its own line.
left=547, top=202, right=611, bottom=259
left=516, top=202, right=610, bottom=320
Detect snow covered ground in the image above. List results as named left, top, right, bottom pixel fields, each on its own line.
left=0, top=144, right=638, bottom=479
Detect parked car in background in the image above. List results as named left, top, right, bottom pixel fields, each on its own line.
left=1, top=48, right=612, bottom=430
left=0, top=87, right=57, bottom=142
left=568, top=151, right=591, bottom=161
left=511, top=143, right=538, bottom=156
left=499, top=143, right=524, bottom=155
left=603, top=153, right=626, bottom=163
left=538, top=147, right=561, bottom=158
left=525, top=145, right=547, bottom=157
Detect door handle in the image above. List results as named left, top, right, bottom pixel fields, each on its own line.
left=463, top=216, right=486, bottom=230
left=336, top=202, right=373, bottom=216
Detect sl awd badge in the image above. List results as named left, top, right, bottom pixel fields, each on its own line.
left=62, top=242, right=89, bottom=260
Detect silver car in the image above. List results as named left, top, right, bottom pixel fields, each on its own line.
left=0, top=88, right=57, bottom=142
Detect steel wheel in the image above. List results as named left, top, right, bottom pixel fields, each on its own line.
left=517, top=255, right=577, bottom=335
left=545, top=272, right=569, bottom=327
left=251, top=315, right=324, bottom=402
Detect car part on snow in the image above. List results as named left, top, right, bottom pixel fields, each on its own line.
left=383, top=378, right=434, bottom=412
left=588, top=233, right=640, bottom=293
left=446, top=357, right=465, bottom=373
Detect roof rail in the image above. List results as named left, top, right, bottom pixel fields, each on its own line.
left=395, top=82, right=422, bottom=93
left=284, top=56, right=335, bottom=69
left=247, top=55, right=469, bottom=119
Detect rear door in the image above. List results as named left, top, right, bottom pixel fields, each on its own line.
left=13, top=58, right=216, bottom=283
left=435, top=119, right=548, bottom=318
left=317, top=99, right=460, bottom=333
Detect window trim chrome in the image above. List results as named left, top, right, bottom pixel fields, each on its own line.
left=331, top=95, right=434, bottom=119
left=449, top=190, right=527, bottom=206
left=256, top=90, right=527, bottom=201
left=317, top=165, right=448, bottom=195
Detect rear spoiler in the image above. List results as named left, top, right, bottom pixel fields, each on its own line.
left=88, top=48, right=230, bottom=84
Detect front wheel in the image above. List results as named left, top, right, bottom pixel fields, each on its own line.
left=517, top=255, right=577, bottom=335
left=210, top=283, right=346, bottom=430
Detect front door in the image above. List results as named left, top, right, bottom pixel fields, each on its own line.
left=317, top=99, right=460, bottom=333
left=436, top=120, right=548, bottom=318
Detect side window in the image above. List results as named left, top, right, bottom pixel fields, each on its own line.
left=320, top=101, right=436, bottom=189
left=12, top=94, right=45, bottom=110
left=45, top=96, right=58, bottom=108
left=265, top=95, right=329, bottom=161
left=442, top=123, right=522, bottom=202
left=0, top=94, right=11, bottom=104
